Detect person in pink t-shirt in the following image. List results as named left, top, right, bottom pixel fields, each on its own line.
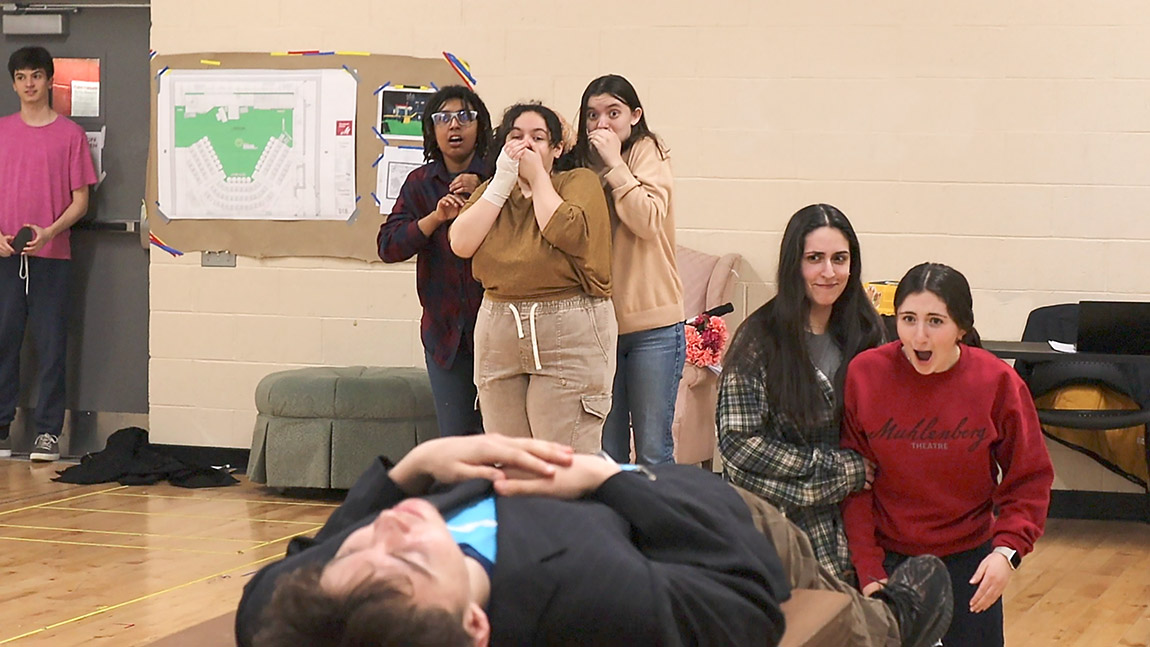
left=0, top=46, right=97, bottom=462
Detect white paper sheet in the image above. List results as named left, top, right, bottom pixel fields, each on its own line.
left=71, top=80, right=100, bottom=117
left=1048, top=340, right=1077, bottom=353
left=85, top=126, right=106, bottom=188
left=157, top=68, right=357, bottom=220
left=375, top=146, right=424, bottom=214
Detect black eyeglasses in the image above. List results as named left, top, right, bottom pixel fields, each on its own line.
left=430, top=110, right=479, bottom=126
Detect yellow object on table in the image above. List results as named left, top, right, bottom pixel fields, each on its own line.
left=864, top=281, right=899, bottom=316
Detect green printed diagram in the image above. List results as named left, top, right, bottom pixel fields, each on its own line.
left=157, top=69, right=357, bottom=220
left=175, top=104, right=293, bottom=178
left=171, top=95, right=300, bottom=218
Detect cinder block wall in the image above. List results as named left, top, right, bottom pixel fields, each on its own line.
left=149, top=0, right=1149, bottom=494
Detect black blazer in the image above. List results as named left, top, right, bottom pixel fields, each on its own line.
left=236, top=460, right=789, bottom=647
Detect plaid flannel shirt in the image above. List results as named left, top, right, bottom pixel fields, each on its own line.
left=717, top=345, right=867, bottom=582
left=377, top=158, right=488, bottom=370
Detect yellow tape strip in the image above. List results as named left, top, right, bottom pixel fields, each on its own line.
left=37, top=505, right=321, bottom=525
left=199, top=59, right=221, bottom=65
left=240, top=524, right=324, bottom=553
left=0, top=554, right=281, bottom=644
left=0, top=534, right=238, bottom=555
left=0, top=486, right=127, bottom=518
left=0, top=523, right=265, bottom=544
left=104, top=492, right=338, bottom=508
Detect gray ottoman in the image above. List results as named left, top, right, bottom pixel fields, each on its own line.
left=248, top=366, right=438, bottom=489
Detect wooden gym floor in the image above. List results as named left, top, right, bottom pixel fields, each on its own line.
left=0, top=458, right=334, bottom=646
left=1, top=457, right=1148, bottom=646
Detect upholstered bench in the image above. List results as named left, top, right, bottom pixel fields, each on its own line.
left=247, top=366, right=438, bottom=489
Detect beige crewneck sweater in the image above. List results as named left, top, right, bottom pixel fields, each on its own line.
left=599, top=137, right=684, bottom=334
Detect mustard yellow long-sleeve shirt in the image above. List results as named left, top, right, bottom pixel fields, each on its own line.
left=466, top=167, right=612, bottom=302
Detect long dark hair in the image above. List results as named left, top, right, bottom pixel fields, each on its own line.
left=565, top=74, right=666, bottom=169
left=725, top=204, right=885, bottom=426
left=893, top=262, right=982, bottom=347
left=420, top=85, right=492, bottom=165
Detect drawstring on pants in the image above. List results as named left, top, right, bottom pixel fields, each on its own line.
left=506, top=303, right=543, bottom=371
left=18, top=255, right=29, bottom=296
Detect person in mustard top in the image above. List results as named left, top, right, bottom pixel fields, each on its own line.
left=563, top=74, right=684, bottom=466
left=450, top=103, right=614, bottom=453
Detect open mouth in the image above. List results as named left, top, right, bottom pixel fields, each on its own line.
left=447, top=135, right=463, bottom=146
left=914, top=350, right=932, bottom=362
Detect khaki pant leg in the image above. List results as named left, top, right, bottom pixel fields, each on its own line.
left=474, top=298, right=531, bottom=439
left=731, top=485, right=901, bottom=647
left=524, top=297, right=617, bottom=453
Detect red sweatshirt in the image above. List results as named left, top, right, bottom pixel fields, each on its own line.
left=840, top=342, right=1054, bottom=586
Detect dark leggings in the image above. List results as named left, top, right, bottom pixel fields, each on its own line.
left=884, top=542, right=1004, bottom=647
left=0, top=256, right=70, bottom=437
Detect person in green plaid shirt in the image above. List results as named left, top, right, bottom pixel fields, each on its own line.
left=717, top=204, right=886, bottom=583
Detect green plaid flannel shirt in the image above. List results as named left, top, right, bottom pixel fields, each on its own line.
left=717, top=351, right=867, bottom=583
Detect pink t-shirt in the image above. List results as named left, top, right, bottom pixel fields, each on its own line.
left=0, top=113, right=97, bottom=260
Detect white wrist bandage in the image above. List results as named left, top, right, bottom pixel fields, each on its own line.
left=481, top=148, right=519, bottom=207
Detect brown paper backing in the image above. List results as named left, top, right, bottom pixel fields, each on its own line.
left=146, top=52, right=459, bottom=261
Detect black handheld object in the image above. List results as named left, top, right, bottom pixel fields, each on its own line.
left=11, top=226, right=34, bottom=253
left=702, top=302, right=734, bottom=318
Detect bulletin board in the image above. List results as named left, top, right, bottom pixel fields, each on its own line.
left=146, top=52, right=461, bottom=261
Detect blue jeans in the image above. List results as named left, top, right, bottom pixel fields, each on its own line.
left=601, top=322, right=685, bottom=465
left=424, top=349, right=483, bottom=437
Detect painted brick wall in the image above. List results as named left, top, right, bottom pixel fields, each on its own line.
left=148, top=0, right=1148, bottom=495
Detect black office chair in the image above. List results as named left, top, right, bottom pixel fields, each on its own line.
left=1014, top=304, right=1150, bottom=519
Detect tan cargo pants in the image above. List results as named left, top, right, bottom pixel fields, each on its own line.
left=474, top=294, right=617, bottom=453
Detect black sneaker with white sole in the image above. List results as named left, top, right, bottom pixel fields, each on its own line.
left=874, top=554, right=953, bottom=647
left=30, top=433, right=60, bottom=462
left=0, top=431, right=10, bottom=458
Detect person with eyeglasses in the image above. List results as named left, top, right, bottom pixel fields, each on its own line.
left=378, top=86, right=493, bottom=437
left=562, top=74, right=685, bottom=466
left=449, top=103, right=614, bottom=453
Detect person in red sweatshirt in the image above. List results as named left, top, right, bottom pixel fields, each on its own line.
left=841, top=262, right=1054, bottom=647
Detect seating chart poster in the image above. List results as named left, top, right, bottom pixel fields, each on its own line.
left=156, top=69, right=357, bottom=220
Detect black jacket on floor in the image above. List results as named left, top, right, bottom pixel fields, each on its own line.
left=54, top=427, right=237, bottom=488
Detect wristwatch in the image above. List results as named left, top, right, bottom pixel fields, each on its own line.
left=992, top=546, right=1021, bottom=570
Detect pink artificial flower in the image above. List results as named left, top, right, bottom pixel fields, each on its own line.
left=685, top=315, right=729, bottom=368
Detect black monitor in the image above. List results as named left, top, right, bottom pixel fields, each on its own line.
left=1077, top=301, right=1150, bottom=355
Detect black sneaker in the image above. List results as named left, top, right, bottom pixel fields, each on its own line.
left=30, top=434, right=60, bottom=462
left=874, top=554, right=953, bottom=647
left=0, top=428, right=10, bottom=458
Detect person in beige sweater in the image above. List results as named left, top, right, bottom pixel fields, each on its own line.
left=565, top=75, right=685, bottom=465
left=450, top=103, right=615, bottom=453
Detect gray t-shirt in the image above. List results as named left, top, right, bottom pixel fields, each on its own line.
left=806, top=331, right=842, bottom=381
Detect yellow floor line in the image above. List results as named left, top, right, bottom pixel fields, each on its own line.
left=34, top=505, right=321, bottom=525
left=0, top=486, right=127, bottom=518
left=104, top=492, right=340, bottom=507
left=0, top=535, right=241, bottom=555
left=0, top=523, right=268, bottom=543
left=240, top=524, right=325, bottom=553
left=0, top=554, right=282, bottom=644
